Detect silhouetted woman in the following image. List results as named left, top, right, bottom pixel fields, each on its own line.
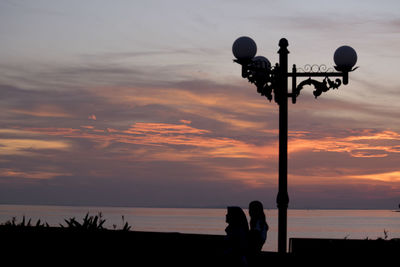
left=248, top=200, right=269, bottom=254
left=225, top=206, right=249, bottom=267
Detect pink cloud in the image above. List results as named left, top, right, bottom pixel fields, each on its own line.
left=289, top=129, right=400, bottom=158
left=0, top=168, right=71, bottom=179
left=12, top=123, right=400, bottom=187
left=123, top=122, right=209, bottom=135
left=80, top=125, right=95, bottom=129
left=180, top=119, right=192, bottom=124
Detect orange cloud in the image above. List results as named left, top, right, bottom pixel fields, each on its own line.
left=13, top=123, right=400, bottom=187
left=21, top=123, right=275, bottom=161
left=180, top=119, right=192, bottom=124
left=16, top=123, right=400, bottom=163
left=123, top=122, right=210, bottom=135
left=22, top=123, right=400, bottom=163
left=0, top=138, right=70, bottom=156
left=0, top=168, right=71, bottom=179
left=11, top=105, right=72, bottom=118
left=0, top=129, right=42, bottom=136
left=89, top=86, right=272, bottom=130
left=80, top=125, right=95, bottom=129
left=346, top=130, right=400, bottom=141
left=289, top=130, right=400, bottom=158
left=349, top=171, right=400, bottom=182
left=24, top=127, right=81, bottom=136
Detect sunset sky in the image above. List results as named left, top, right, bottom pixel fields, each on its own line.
left=0, top=0, right=399, bottom=209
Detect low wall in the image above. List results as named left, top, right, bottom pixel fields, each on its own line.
left=289, top=237, right=399, bottom=263
left=0, top=228, right=227, bottom=265
left=2, top=227, right=397, bottom=265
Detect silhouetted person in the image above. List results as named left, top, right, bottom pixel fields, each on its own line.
left=224, top=206, right=249, bottom=267
left=248, top=200, right=268, bottom=263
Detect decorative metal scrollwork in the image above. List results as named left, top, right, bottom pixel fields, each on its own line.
left=297, top=64, right=335, bottom=73
left=238, top=59, right=276, bottom=101
left=294, top=77, right=342, bottom=99
left=237, top=59, right=346, bottom=104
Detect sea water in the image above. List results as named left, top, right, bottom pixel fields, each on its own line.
left=0, top=205, right=399, bottom=252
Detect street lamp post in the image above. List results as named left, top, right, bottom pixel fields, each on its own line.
left=232, top=37, right=358, bottom=253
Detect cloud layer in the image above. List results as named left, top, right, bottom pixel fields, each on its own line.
left=0, top=73, right=399, bottom=208
left=1, top=0, right=399, bottom=209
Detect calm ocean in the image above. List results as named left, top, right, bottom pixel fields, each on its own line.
left=0, top=205, right=399, bottom=252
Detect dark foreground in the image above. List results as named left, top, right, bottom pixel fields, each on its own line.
left=1, top=227, right=398, bottom=266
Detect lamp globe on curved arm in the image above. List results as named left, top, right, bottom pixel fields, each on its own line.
left=253, top=56, right=271, bottom=70
left=334, top=45, right=357, bottom=85
left=334, top=45, right=357, bottom=72
left=232, top=36, right=257, bottom=61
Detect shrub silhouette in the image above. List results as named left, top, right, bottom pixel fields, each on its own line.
left=61, top=213, right=106, bottom=231
left=1, top=212, right=132, bottom=231
left=1, top=216, right=49, bottom=228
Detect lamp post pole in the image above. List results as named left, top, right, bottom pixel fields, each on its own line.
left=232, top=36, right=357, bottom=254
left=277, top=38, right=289, bottom=254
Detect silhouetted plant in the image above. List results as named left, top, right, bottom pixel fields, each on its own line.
left=121, top=215, right=131, bottom=231
left=383, top=229, right=389, bottom=240
left=377, top=229, right=389, bottom=240
left=1, top=216, right=49, bottom=228
left=60, top=212, right=133, bottom=231
left=61, top=212, right=106, bottom=231
left=1, top=212, right=132, bottom=232
left=122, top=221, right=131, bottom=231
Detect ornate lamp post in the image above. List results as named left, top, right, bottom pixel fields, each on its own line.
left=232, top=37, right=358, bottom=253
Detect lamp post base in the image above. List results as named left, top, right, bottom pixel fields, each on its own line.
left=277, top=192, right=289, bottom=253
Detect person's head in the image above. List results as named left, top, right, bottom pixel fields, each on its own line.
left=226, top=206, right=248, bottom=229
left=249, top=200, right=265, bottom=219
